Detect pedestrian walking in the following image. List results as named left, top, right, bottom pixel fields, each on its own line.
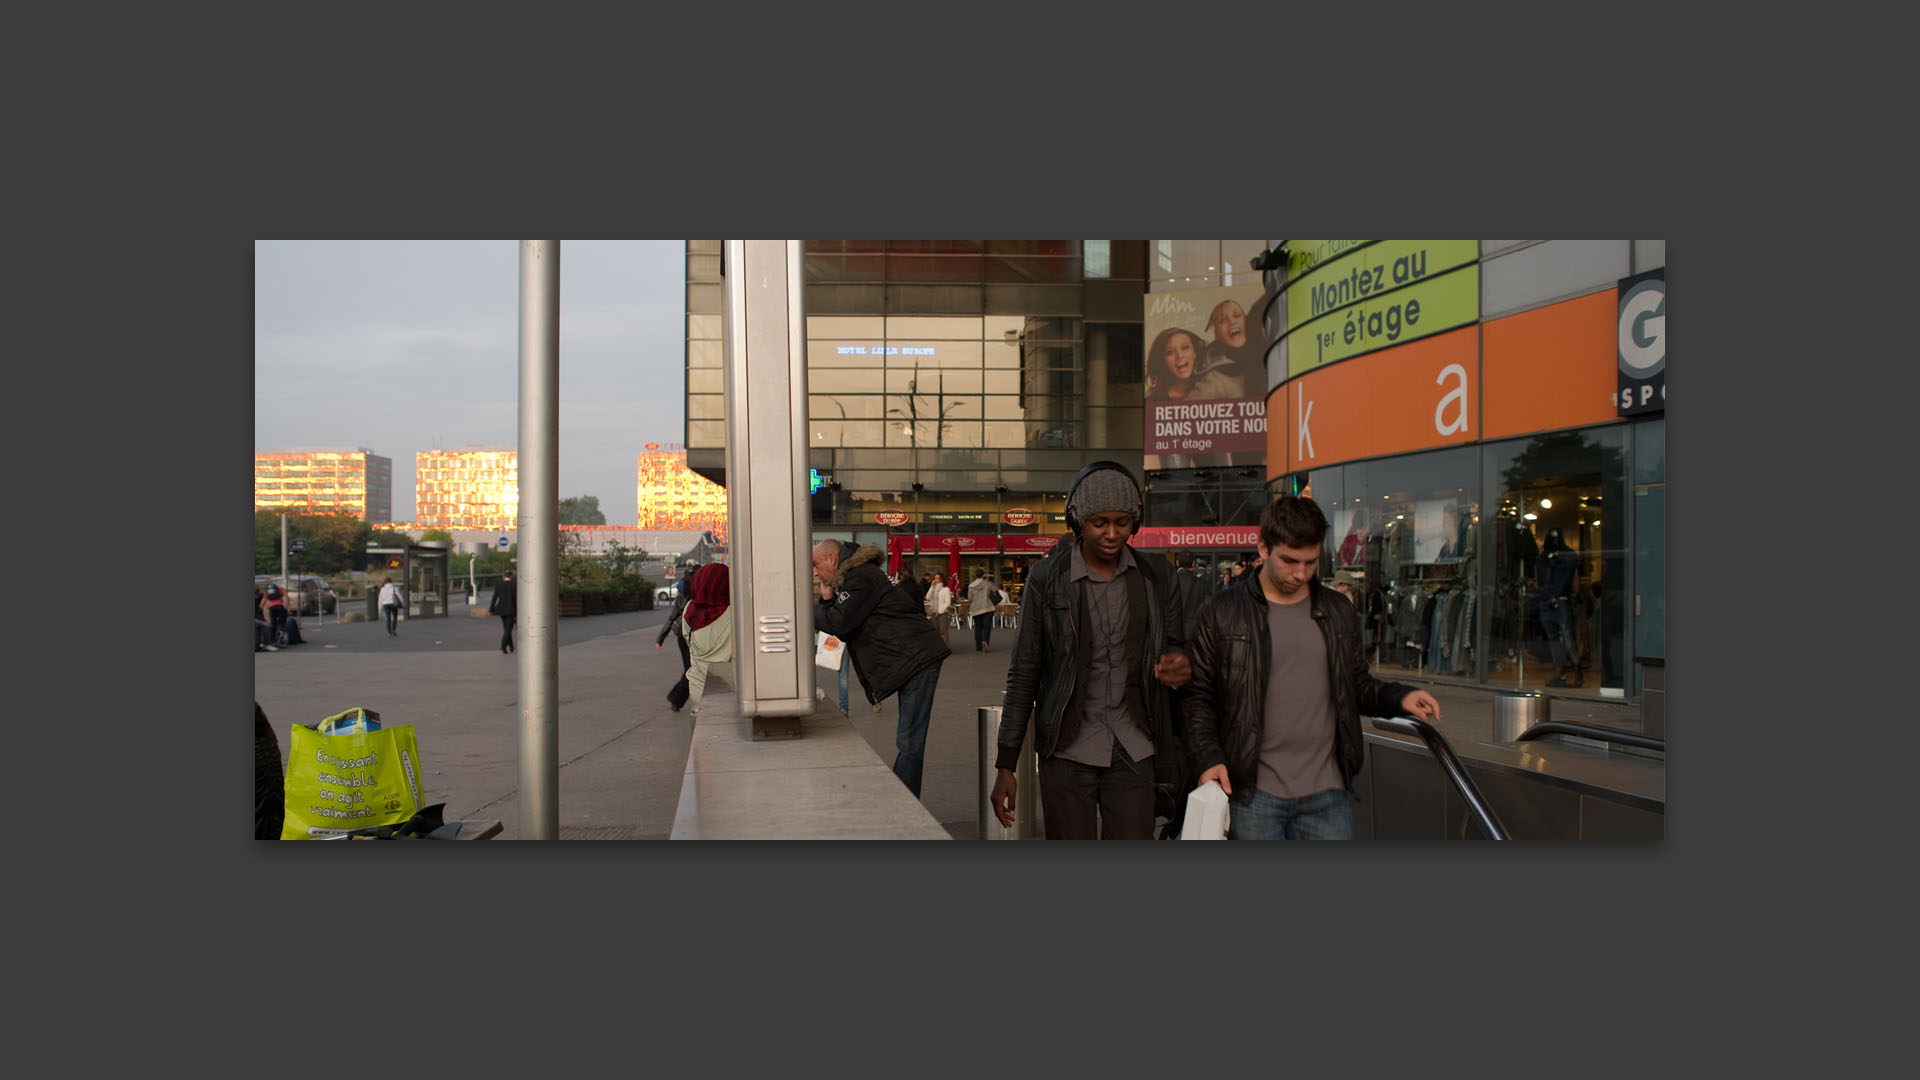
left=1184, top=494, right=1442, bottom=840
left=656, top=578, right=692, bottom=711
left=489, top=569, right=517, bottom=654
left=812, top=539, right=951, bottom=799
left=989, top=461, right=1193, bottom=840
left=966, top=568, right=997, bottom=652
left=681, top=563, right=734, bottom=715
left=377, top=577, right=403, bottom=637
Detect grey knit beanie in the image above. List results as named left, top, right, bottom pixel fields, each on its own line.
left=1069, top=466, right=1141, bottom=527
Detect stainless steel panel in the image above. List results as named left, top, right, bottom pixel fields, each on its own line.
left=723, top=240, right=814, bottom=719
left=1493, top=691, right=1550, bottom=742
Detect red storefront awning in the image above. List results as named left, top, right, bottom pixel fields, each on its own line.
left=885, top=533, right=1066, bottom=559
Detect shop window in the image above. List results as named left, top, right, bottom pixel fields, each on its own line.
left=1484, top=427, right=1629, bottom=695
left=1325, top=448, right=1480, bottom=683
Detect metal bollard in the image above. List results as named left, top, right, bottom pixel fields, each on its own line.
left=1493, top=691, right=1550, bottom=742
left=979, top=706, right=1038, bottom=839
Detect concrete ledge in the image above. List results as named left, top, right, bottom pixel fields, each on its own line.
left=670, top=688, right=950, bottom=840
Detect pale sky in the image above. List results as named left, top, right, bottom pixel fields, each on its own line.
left=253, top=240, right=687, bottom=525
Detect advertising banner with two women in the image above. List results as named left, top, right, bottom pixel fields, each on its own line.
left=1142, top=283, right=1270, bottom=470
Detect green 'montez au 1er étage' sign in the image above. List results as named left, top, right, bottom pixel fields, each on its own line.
left=1283, top=242, right=1479, bottom=377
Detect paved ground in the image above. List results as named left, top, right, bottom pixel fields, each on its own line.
left=255, top=595, right=1646, bottom=840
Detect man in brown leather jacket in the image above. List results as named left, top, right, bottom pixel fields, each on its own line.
left=1184, top=495, right=1441, bottom=840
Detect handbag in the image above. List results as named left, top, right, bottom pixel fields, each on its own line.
left=280, top=708, right=427, bottom=839
left=815, top=631, right=846, bottom=672
left=1179, top=780, right=1230, bottom=840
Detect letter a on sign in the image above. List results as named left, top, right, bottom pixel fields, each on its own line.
left=1297, top=395, right=1315, bottom=462
left=1434, top=363, right=1469, bottom=436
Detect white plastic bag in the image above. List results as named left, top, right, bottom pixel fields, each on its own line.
left=1179, top=780, right=1230, bottom=840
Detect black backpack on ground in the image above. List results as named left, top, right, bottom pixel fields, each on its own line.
left=281, top=614, right=304, bottom=646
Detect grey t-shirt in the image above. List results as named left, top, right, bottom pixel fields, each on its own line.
left=1258, top=597, right=1344, bottom=799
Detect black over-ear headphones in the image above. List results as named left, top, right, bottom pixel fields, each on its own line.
left=1064, top=459, right=1143, bottom=536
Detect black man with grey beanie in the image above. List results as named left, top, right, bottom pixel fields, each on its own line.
left=990, top=461, right=1193, bottom=839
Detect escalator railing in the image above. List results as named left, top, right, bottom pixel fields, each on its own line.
left=1515, top=721, right=1664, bottom=753
left=1370, top=716, right=1510, bottom=840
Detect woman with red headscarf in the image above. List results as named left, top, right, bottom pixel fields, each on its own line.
left=679, top=563, right=734, bottom=714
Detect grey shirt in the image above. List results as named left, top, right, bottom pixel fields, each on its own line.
left=1055, top=543, right=1155, bottom=768
left=1258, top=596, right=1344, bottom=799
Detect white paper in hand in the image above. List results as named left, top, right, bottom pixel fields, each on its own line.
left=1179, top=780, right=1230, bottom=840
left=815, top=631, right=846, bottom=671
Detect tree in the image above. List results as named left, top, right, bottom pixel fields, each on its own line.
left=559, top=495, right=606, bottom=525
left=254, top=510, right=372, bottom=575
left=420, top=527, right=455, bottom=544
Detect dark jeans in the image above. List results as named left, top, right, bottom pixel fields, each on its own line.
left=1037, top=742, right=1155, bottom=840
left=498, top=615, right=516, bottom=652
left=384, top=603, right=399, bottom=634
left=666, top=633, right=691, bottom=711
left=269, top=607, right=287, bottom=643
left=973, top=613, right=993, bottom=650
left=1541, top=601, right=1578, bottom=677
left=890, top=658, right=943, bottom=799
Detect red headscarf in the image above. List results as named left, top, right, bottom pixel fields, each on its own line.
left=684, top=563, right=731, bottom=632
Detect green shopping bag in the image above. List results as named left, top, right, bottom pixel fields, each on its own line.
left=280, top=708, right=426, bottom=840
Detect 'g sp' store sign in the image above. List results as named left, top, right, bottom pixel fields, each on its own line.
left=1280, top=240, right=1480, bottom=377
left=1616, top=268, right=1665, bottom=416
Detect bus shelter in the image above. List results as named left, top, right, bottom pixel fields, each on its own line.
left=365, top=542, right=453, bottom=619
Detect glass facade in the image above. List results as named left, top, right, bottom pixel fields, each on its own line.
left=680, top=238, right=1666, bottom=715
left=684, top=241, right=1151, bottom=596
left=254, top=450, right=392, bottom=522
left=636, top=446, right=729, bottom=537
left=415, top=449, right=518, bottom=530
left=1271, top=239, right=1667, bottom=710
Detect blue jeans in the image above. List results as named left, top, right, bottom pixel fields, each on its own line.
left=890, top=658, right=943, bottom=798
left=1228, top=787, right=1355, bottom=840
left=384, top=603, right=399, bottom=634
left=836, top=653, right=850, bottom=711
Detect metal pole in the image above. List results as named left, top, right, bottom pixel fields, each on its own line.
left=279, top=514, right=288, bottom=599
left=517, top=240, right=561, bottom=840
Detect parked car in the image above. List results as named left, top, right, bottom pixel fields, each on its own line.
left=256, top=574, right=337, bottom=616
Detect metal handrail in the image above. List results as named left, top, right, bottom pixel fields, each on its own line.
left=1515, top=721, right=1664, bottom=753
left=1370, top=716, right=1511, bottom=840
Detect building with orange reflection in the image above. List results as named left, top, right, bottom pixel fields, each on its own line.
left=255, top=449, right=392, bottom=521
left=417, top=448, right=519, bottom=530
left=637, top=443, right=728, bottom=540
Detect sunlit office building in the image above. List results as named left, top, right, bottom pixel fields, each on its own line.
left=636, top=443, right=729, bottom=539
left=416, top=448, right=518, bottom=530
left=254, top=448, right=392, bottom=521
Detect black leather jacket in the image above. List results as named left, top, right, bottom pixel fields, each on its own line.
left=1184, top=574, right=1417, bottom=803
left=998, top=537, right=1190, bottom=800
left=816, top=542, right=951, bottom=702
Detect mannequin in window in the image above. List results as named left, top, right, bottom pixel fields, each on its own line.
left=1536, top=527, right=1582, bottom=687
